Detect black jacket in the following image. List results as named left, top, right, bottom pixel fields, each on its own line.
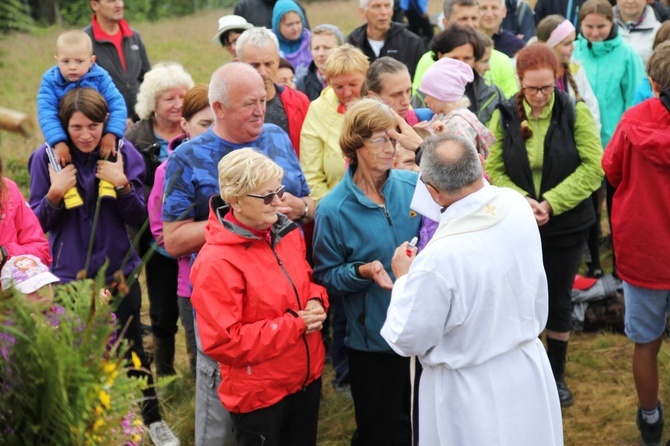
left=534, top=0, right=588, bottom=26
left=497, top=91, right=595, bottom=238
left=83, top=22, right=151, bottom=122
left=347, top=22, right=425, bottom=79
left=296, top=61, right=324, bottom=102
left=234, top=0, right=310, bottom=29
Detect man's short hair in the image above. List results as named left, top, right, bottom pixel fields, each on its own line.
left=208, top=62, right=257, bottom=109
left=443, top=0, right=480, bottom=20
left=420, top=134, right=482, bottom=193
left=235, top=27, right=279, bottom=60
left=360, top=0, right=394, bottom=11
left=648, top=41, right=670, bottom=91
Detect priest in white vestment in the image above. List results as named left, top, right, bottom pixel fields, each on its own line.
left=381, top=133, right=563, bottom=446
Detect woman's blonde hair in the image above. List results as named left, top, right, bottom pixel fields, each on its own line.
left=324, top=44, right=370, bottom=81
left=339, top=98, right=396, bottom=166
left=218, top=148, right=284, bottom=201
left=134, top=62, right=194, bottom=120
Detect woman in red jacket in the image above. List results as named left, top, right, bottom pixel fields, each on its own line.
left=0, top=155, right=51, bottom=270
left=190, top=148, right=328, bottom=446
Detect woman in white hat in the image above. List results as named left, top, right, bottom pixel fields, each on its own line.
left=213, top=15, right=253, bottom=58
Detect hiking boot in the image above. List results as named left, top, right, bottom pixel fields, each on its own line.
left=556, top=378, right=574, bottom=408
left=637, top=403, right=664, bottom=446
left=147, top=420, right=180, bottom=446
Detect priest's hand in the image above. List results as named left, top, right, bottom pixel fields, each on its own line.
left=359, top=260, right=394, bottom=290
left=391, top=242, right=416, bottom=279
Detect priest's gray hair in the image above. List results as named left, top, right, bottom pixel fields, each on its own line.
left=419, top=134, right=482, bottom=193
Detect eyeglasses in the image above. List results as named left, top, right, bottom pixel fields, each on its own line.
left=419, top=175, right=435, bottom=190
left=521, top=85, right=555, bottom=96
left=246, top=185, right=285, bottom=205
left=366, top=136, right=395, bottom=150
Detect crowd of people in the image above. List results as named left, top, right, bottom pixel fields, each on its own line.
left=1, top=0, right=669, bottom=444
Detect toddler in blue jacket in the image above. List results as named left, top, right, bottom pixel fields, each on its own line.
left=37, top=30, right=126, bottom=169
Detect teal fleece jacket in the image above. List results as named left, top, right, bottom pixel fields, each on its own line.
left=313, top=167, right=421, bottom=353
left=573, top=33, right=644, bottom=147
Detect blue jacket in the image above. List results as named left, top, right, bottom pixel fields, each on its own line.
left=27, top=139, right=146, bottom=284
left=312, top=167, right=421, bottom=353
left=573, top=33, right=644, bottom=147
left=37, top=63, right=127, bottom=147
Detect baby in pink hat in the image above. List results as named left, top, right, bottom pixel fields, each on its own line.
left=419, top=57, right=495, bottom=157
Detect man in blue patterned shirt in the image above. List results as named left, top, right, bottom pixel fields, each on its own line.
left=161, top=61, right=313, bottom=446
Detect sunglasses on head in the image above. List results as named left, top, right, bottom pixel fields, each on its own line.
left=246, top=185, right=286, bottom=205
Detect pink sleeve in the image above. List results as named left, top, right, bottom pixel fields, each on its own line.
left=3, top=179, right=52, bottom=265
left=148, top=162, right=167, bottom=247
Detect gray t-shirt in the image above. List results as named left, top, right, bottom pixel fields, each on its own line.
left=264, top=93, right=289, bottom=136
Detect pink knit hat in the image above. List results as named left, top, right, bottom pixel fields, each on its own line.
left=419, top=58, right=474, bottom=102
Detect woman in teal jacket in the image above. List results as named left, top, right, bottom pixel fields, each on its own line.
left=573, top=0, right=644, bottom=278
left=313, top=99, right=420, bottom=446
left=573, top=0, right=644, bottom=148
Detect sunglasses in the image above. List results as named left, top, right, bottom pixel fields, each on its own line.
left=246, top=185, right=286, bottom=205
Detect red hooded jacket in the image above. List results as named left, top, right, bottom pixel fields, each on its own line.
left=190, top=196, right=328, bottom=413
left=603, top=95, right=670, bottom=289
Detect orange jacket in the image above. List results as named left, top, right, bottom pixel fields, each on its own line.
left=191, top=196, right=328, bottom=413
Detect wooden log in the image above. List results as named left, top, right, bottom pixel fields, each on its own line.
left=0, top=106, right=35, bottom=136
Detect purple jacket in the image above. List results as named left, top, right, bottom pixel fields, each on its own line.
left=148, top=134, right=192, bottom=297
left=27, top=139, right=146, bottom=284
left=280, top=28, right=313, bottom=80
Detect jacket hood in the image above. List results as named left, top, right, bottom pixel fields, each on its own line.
left=621, top=98, right=670, bottom=167
left=614, top=5, right=659, bottom=31
left=577, top=31, right=622, bottom=58
left=204, top=194, right=297, bottom=247
left=49, top=62, right=106, bottom=88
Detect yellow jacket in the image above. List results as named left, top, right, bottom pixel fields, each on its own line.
left=299, top=87, right=347, bottom=203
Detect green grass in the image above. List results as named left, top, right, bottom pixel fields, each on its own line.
left=2, top=2, right=670, bottom=444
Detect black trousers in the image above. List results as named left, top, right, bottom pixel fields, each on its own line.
left=112, top=280, right=161, bottom=424
left=142, top=236, right=180, bottom=339
left=348, top=349, right=412, bottom=446
left=542, top=230, right=588, bottom=333
left=229, top=378, right=322, bottom=446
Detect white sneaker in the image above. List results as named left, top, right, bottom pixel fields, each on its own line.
left=147, top=420, right=180, bottom=446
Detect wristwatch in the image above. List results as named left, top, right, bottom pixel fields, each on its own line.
left=301, top=199, right=309, bottom=219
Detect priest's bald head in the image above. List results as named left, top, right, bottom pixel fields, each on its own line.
left=419, top=133, right=485, bottom=208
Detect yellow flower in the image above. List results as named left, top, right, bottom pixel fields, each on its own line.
left=130, top=351, right=142, bottom=369
left=133, top=418, right=143, bottom=427
left=94, top=405, right=104, bottom=416
left=103, top=361, right=117, bottom=375
left=98, top=390, right=111, bottom=410
left=93, top=418, right=105, bottom=432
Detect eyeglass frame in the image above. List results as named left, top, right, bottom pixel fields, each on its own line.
left=521, top=84, right=556, bottom=96
left=366, top=135, right=396, bottom=150
left=246, top=185, right=286, bottom=205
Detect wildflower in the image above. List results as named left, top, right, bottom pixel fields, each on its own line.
left=130, top=351, right=142, bottom=369
left=98, top=390, right=111, bottom=410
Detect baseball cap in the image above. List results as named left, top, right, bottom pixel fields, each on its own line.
left=1, top=255, right=60, bottom=294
